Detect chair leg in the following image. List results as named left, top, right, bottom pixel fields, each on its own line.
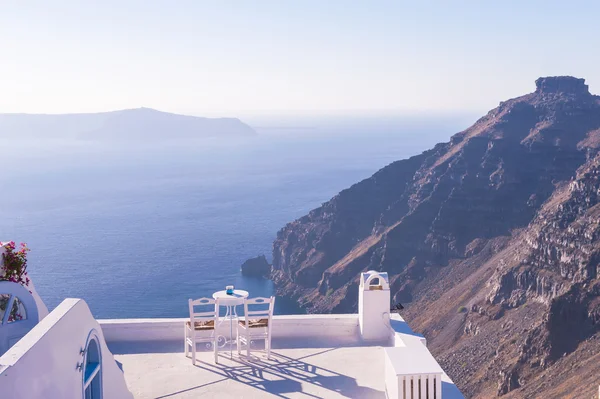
left=191, top=339, right=197, bottom=365
left=184, top=327, right=189, bottom=357
left=245, top=333, right=250, bottom=358
left=267, top=336, right=271, bottom=360
left=214, top=335, right=218, bottom=364
left=237, top=327, right=241, bottom=355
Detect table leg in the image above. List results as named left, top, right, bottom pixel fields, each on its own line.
left=214, top=301, right=242, bottom=357
left=229, top=305, right=233, bottom=358
left=217, top=305, right=231, bottom=328
left=216, top=305, right=231, bottom=350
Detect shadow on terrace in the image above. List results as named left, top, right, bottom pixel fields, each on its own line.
left=109, top=339, right=387, bottom=399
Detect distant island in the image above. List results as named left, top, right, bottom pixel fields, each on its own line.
left=0, top=107, right=256, bottom=139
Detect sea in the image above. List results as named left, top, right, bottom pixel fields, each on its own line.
left=0, top=113, right=474, bottom=318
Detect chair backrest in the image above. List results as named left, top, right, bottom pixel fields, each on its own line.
left=188, top=297, right=218, bottom=326
left=243, top=296, right=275, bottom=321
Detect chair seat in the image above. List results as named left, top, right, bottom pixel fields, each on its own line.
left=239, top=318, right=269, bottom=328
left=186, top=320, right=215, bottom=330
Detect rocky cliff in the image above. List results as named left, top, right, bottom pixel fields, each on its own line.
left=271, top=76, right=600, bottom=398
left=241, top=255, right=271, bottom=277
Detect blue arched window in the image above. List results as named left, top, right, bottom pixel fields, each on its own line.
left=83, top=331, right=102, bottom=399
left=0, top=281, right=39, bottom=357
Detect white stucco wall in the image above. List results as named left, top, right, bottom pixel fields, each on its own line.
left=100, top=313, right=360, bottom=343
left=359, top=271, right=392, bottom=342
left=27, top=280, right=49, bottom=320
left=0, top=298, right=133, bottom=399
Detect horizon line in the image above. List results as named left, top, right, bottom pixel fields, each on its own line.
left=0, top=107, right=486, bottom=118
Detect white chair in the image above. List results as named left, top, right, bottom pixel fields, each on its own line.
left=185, top=297, right=219, bottom=365
left=237, top=296, right=275, bottom=359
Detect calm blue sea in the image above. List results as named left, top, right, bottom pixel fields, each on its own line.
left=0, top=114, right=472, bottom=318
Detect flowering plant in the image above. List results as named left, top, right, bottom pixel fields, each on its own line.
left=0, top=241, right=31, bottom=288
left=0, top=241, right=30, bottom=322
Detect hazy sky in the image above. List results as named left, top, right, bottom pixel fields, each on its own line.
left=1, top=1, right=599, bottom=116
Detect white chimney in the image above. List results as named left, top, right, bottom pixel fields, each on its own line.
left=358, top=270, right=390, bottom=342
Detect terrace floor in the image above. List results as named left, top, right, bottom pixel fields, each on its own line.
left=115, top=345, right=383, bottom=398
left=110, top=338, right=463, bottom=399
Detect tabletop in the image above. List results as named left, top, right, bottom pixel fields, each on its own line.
left=212, top=289, right=249, bottom=305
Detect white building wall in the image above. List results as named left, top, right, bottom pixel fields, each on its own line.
left=0, top=298, right=133, bottom=399
left=27, top=279, right=49, bottom=320
left=100, top=313, right=359, bottom=343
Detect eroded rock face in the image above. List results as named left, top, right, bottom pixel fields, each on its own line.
left=270, top=76, right=600, bottom=397
left=472, top=156, right=600, bottom=396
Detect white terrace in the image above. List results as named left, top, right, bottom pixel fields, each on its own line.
left=0, top=252, right=464, bottom=399
left=106, top=313, right=463, bottom=399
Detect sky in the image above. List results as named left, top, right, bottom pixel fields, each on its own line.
left=1, top=1, right=599, bottom=117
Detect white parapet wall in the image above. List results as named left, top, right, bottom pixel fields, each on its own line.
left=387, top=313, right=464, bottom=399
left=385, top=346, right=443, bottom=399
left=99, top=313, right=360, bottom=343
left=0, top=298, right=133, bottom=399
left=386, top=313, right=443, bottom=398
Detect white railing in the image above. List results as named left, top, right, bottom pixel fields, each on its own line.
left=385, top=345, right=444, bottom=399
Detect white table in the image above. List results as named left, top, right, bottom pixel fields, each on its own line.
left=212, top=289, right=248, bottom=358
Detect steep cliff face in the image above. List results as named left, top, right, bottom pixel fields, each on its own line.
left=271, top=76, right=600, bottom=398
left=419, top=154, right=600, bottom=398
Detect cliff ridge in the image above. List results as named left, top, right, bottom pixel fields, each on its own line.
left=271, top=76, right=600, bottom=398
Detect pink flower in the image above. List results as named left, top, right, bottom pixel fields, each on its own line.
left=1, top=241, right=30, bottom=289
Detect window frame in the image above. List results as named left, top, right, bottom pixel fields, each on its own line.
left=82, top=329, right=103, bottom=399
left=1, top=294, right=30, bottom=325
